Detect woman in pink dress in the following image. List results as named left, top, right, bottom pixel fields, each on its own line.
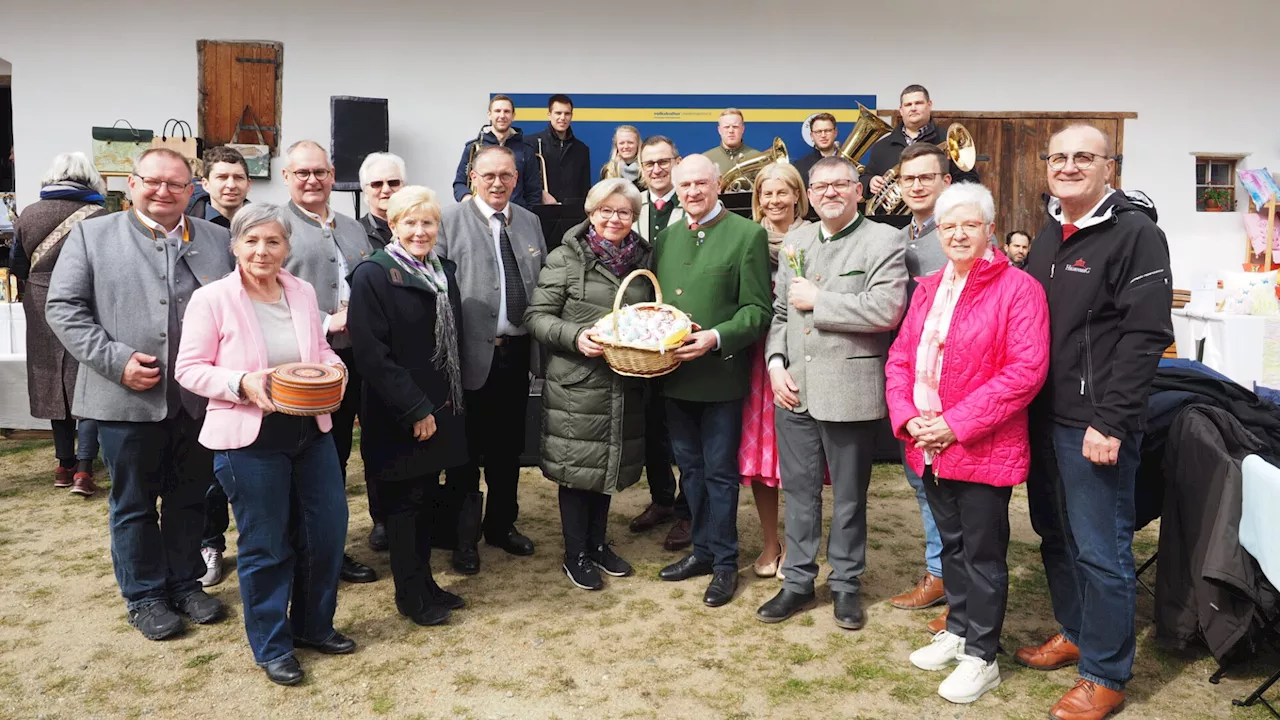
left=740, top=162, right=810, bottom=577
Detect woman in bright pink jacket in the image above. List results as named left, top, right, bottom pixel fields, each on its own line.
left=885, top=183, right=1049, bottom=704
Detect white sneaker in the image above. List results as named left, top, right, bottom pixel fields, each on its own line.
left=909, top=630, right=965, bottom=671
left=938, top=653, right=1000, bottom=704
left=199, top=547, right=224, bottom=587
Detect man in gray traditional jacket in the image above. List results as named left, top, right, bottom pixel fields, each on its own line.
left=436, top=145, right=547, bottom=575
left=756, top=156, right=908, bottom=630
left=280, top=140, right=379, bottom=582
left=46, top=148, right=234, bottom=641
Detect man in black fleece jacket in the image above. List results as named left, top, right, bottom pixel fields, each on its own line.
left=1015, top=125, right=1173, bottom=720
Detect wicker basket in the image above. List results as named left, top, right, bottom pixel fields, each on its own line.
left=597, top=269, right=687, bottom=378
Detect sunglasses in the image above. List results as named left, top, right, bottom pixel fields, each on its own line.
left=367, top=179, right=403, bottom=191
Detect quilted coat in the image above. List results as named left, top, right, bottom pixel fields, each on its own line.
left=524, top=221, right=654, bottom=495
left=885, top=252, right=1050, bottom=486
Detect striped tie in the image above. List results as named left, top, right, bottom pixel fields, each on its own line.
left=497, top=220, right=528, bottom=326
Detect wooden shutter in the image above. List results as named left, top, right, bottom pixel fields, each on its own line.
left=197, top=41, right=283, bottom=152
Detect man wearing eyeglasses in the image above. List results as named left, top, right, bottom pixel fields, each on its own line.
left=628, top=135, right=691, bottom=550
left=437, top=145, right=547, bottom=575
left=793, top=113, right=840, bottom=189
left=358, top=152, right=406, bottom=250
left=1017, top=125, right=1172, bottom=720
left=864, top=85, right=979, bottom=201
left=281, top=140, right=380, bottom=585
left=653, top=154, right=772, bottom=608
left=886, top=142, right=953, bottom=629
left=452, top=94, right=544, bottom=209
left=46, top=148, right=234, bottom=642
left=756, top=156, right=907, bottom=628
left=702, top=109, right=761, bottom=177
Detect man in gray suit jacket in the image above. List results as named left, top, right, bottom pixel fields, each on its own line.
left=280, top=140, right=379, bottom=582
left=436, top=145, right=547, bottom=575
left=887, top=143, right=954, bottom=623
left=46, top=148, right=234, bottom=642
left=756, top=156, right=908, bottom=629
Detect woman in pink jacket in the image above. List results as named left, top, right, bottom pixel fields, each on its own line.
left=885, top=183, right=1049, bottom=705
left=175, top=204, right=353, bottom=687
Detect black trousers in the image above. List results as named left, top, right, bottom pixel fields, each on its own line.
left=379, top=473, right=438, bottom=611
left=923, top=469, right=1012, bottom=663
left=445, top=337, right=531, bottom=540
left=643, top=380, right=689, bottom=519
left=558, top=486, right=610, bottom=557
left=333, top=346, right=383, bottom=523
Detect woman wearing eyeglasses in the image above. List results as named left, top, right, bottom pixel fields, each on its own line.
left=524, top=178, right=655, bottom=591
left=885, top=182, right=1048, bottom=703
left=599, top=125, right=643, bottom=188
left=739, top=162, right=811, bottom=579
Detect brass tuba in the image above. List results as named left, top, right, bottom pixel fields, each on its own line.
left=867, top=122, right=976, bottom=216
left=837, top=103, right=893, bottom=175
left=465, top=129, right=486, bottom=196
left=719, top=137, right=788, bottom=193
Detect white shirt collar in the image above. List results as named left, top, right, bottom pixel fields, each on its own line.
left=690, top=201, right=723, bottom=227
left=299, top=204, right=334, bottom=227
left=821, top=212, right=861, bottom=238
left=135, top=210, right=186, bottom=238
left=473, top=194, right=512, bottom=224
left=652, top=188, right=676, bottom=204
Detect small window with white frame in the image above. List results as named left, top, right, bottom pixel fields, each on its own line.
left=1195, top=155, right=1238, bottom=212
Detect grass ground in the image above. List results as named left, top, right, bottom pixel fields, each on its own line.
left=0, top=435, right=1275, bottom=719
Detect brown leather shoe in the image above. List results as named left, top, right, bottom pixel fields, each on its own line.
left=926, top=606, right=949, bottom=634
left=1014, top=632, right=1081, bottom=671
left=70, top=472, right=98, bottom=497
left=54, top=466, right=75, bottom=488
left=890, top=572, right=946, bottom=609
left=663, top=519, right=692, bottom=551
left=1050, top=678, right=1125, bottom=719
left=629, top=503, right=676, bottom=533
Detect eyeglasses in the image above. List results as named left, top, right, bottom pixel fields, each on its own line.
left=811, top=128, right=838, bottom=135
left=1041, top=152, right=1113, bottom=171
left=594, top=208, right=635, bottom=221
left=290, top=168, right=332, bottom=181
left=641, top=158, right=675, bottom=171
left=132, top=174, right=190, bottom=193
left=809, top=180, right=855, bottom=194
left=899, top=172, right=942, bottom=188
left=938, top=221, right=988, bottom=237
left=476, top=172, right=517, bottom=185
left=367, top=179, right=403, bottom=191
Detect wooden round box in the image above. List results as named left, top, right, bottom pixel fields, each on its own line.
left=268, top=363, right=345, bottom=416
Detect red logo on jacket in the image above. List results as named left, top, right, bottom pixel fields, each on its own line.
left=1065, top=257, right=1091, bottom=275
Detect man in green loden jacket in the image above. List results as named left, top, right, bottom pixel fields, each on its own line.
left=652, top=154, right=772, bottom=607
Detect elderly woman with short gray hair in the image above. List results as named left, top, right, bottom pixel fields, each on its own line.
left=10, top=152, right=109, bottom=496
left=176, top=203, right=353, bottom=686
left=525, top=178, right=654, bottom=591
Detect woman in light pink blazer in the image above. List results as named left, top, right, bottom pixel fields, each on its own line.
left=175, top=204, right=353, bottom=687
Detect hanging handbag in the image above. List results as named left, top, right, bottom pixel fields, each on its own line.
left=226, top=106, right=272, bottom=179
left=152, top=119, right=203, bottom=171
left=91, top=120, right=154, bottom=174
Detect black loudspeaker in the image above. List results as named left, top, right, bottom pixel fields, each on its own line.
left=330, top=96, right=388, bottom=192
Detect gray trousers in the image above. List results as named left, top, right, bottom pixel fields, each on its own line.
left=776, top=410, right=875, bottom=595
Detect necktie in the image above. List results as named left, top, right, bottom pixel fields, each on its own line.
left=654, top=198, right=666, bottom=211
left=497, top=219, right=528, bottom=326
left=689, top=222, right=699, bottom=232
left=1062, top=223, right=1079, bottom=242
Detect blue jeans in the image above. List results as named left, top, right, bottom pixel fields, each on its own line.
left=97, top=411, right=212, bottom=610
left=901, top=443, right=943, bottom=577
left=665, top=398, right=743, bottom=571
left=201, top=481, right=230, bottom=552
left=1027, top=420, right=1141, bottom=691
left=214, top=414, right=348, bottom=666
left=51, top=418, right=100, bottom=463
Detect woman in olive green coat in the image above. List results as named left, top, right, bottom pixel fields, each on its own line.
left=525, top=179, right=655, bottom=591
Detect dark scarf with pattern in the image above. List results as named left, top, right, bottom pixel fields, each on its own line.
left=585, top=226, right=644, bottom=278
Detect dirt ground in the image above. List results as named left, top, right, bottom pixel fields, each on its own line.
left=0, top=434, right=1275, bottom=720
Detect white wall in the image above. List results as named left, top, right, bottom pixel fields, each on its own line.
left=4, top=0, right=1279, bottom=285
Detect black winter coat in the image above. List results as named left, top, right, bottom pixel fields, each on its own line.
left=348, top=250, right=467, bottom=482
left=527, top=124, right=592, bottom=204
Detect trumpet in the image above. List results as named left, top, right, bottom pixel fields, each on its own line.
left=867, top=123, right=976, bottom=215
left=465, top=129, right=484, bottom=196
left=720, top=137, right=788, bottom=193
left=536, top=139, right=550, bottom=195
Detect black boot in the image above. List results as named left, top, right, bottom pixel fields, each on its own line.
left=451, top=492, right=483, bottom=575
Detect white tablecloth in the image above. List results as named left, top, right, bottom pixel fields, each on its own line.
left=1171, top=308, right=1280, bottom=389
left=0, top=303, right=44, bottom=430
